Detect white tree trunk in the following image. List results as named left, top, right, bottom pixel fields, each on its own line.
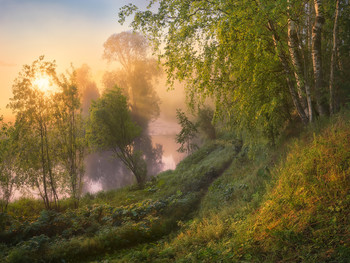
left=268, top=20, right=309, bottom=124
left=288, top=8, right=313, bottom=122
left=329, top=0, right=340, bottom=114
left=312, top=0, right=328, bottom=116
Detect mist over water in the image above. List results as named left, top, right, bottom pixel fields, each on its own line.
left=9, top=83, right=186, bottom=199
left=85, top=118, right=186, bottom=193
left=149, top=118, right=185, bottom=170
left=8, top=32, right=188, bottom=200
left=82, top=32, right=187, bottom=193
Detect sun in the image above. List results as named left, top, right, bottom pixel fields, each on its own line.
left=33, top=77, right=50, bottom=92
left=33, top=76, right=51, bottom=93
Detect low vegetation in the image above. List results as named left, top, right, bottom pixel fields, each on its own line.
left=0, top=138, right=236, bottom=262
left=1, top=112, right=349, bottom=262
left=1, top=0, right=349, bottom=262
left=101, top=112, right=350, bottom=262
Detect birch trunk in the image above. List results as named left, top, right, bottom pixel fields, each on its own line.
left=288, top=17, right=308, bottom=112
left=40, top=123, right=50, bottom=210
left=312, top=0, right=328, bottom=116
left=268, top=20, right=309, bottom=124
left=287, top=8, right=314, bottom=122
left=329, top=0, right=340, bottom=114
left=305, top=1, right=314, bottom=122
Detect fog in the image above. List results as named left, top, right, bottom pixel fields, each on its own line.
left=73, top=33, right=188, bottom=192
left=10, top=64, right=187, bottom=200
left=82, top=76, right=187, bottom=193
left=7, top=32, right=188, bottom=201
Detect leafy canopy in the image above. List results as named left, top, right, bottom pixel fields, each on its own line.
left=118, top=1, right=292, bottom=143
left=87, top=85, right=147, bottom=185
left=87, top=86, right=141, bottom=151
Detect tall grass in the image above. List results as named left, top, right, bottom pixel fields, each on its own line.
left=110, top=112, right=350, bottom=263
left=248, top=114, right=350, bottom=262
left=3, top=113, right=350, bottom=262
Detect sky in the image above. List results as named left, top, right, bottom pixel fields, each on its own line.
left=0, top=0, right=149, bottom=119
left=1, top=0, right=188, bottom=193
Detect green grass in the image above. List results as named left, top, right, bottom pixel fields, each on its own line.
left=107, top=145, right=274, bottom=262
left=247, top=114, right=350, bottom=262
left=0, top=140, right=238, bottom=262
left=106, top=112, right=350, bottom=263
left=1, top=112, right=350, bottom=262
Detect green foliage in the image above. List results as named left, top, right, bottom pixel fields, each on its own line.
left=197, top=106, right=216, bottom=140
left=87, top=85, right=140, bottom=151
left=175, top=106, right=217, bottom=156
left=118, top=0, right=293, bottom=143
left=107, top=112, right=350, bottom=263
left=2, top=112, right=350, bottom=263
left=7, top=56, right=87, bottom=210
left=247, top=114, right=350, bottom=262
left=0, top=212, right=12, bottom=232
left=102, top=32, right=160, bottom=126
left=0, top=117, right=18, bottom=212
left=53, top=71, right=87, bottom=207
left=102, top=31, right=163, bottom=176
left=0, top=134, right=239, bottom=262
left=6, top=198, right=44, bottom=221
left=108, top=139, right=272, bottom=262
left=8, top=56, right=62, bottom=210
left=175, top=109, right=199, bottom=154
left=87, top=85, right=147, bottom=185
left=119, top=0, right=350, bottom=144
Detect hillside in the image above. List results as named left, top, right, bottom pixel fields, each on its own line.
left=1, top=113, right=350, bottom=262
left=1, top=0, right=350, bottom=262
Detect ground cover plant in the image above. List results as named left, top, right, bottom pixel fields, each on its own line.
left=0, top=139, right=237, bottom=262
left=1, top=0, right=350, bottom=262
left=1, top=112, right=350, bottom=263
left=99, top=112, right=350, bottom=263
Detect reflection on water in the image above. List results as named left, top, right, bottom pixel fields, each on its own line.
left=162, top=155, right=176, bottom=170
left=151, top=134, right=186, bottom=171
left=86, top=119, right=186, bottom=193
left=86, top=180, right=103, bottom=194
left=11, top=119, right=186, bottom=198
left=149, top=118, right=186, bottom=170
left=86, top=135, right=186, bottom=193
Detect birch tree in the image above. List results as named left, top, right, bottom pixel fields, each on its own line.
left=53, top=73, right=86, bottom=208
left=119, top=0, right=350, bottom=141
left=329, top=0, right=340, bottom=114
left=312, top=0, right=328, bottom=116
left=0, top=118, right=18, bottom=212
left=8, top=56, right=60, bottom=209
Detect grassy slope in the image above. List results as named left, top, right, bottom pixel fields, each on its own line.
left=105, top=114, right=350, bottom=262
left=1, top=113, right=350, bottom=262
left=0, top=140, right=237, bottom=262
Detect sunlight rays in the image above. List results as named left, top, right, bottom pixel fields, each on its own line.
left=32, top=75, right=58, bottom=95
